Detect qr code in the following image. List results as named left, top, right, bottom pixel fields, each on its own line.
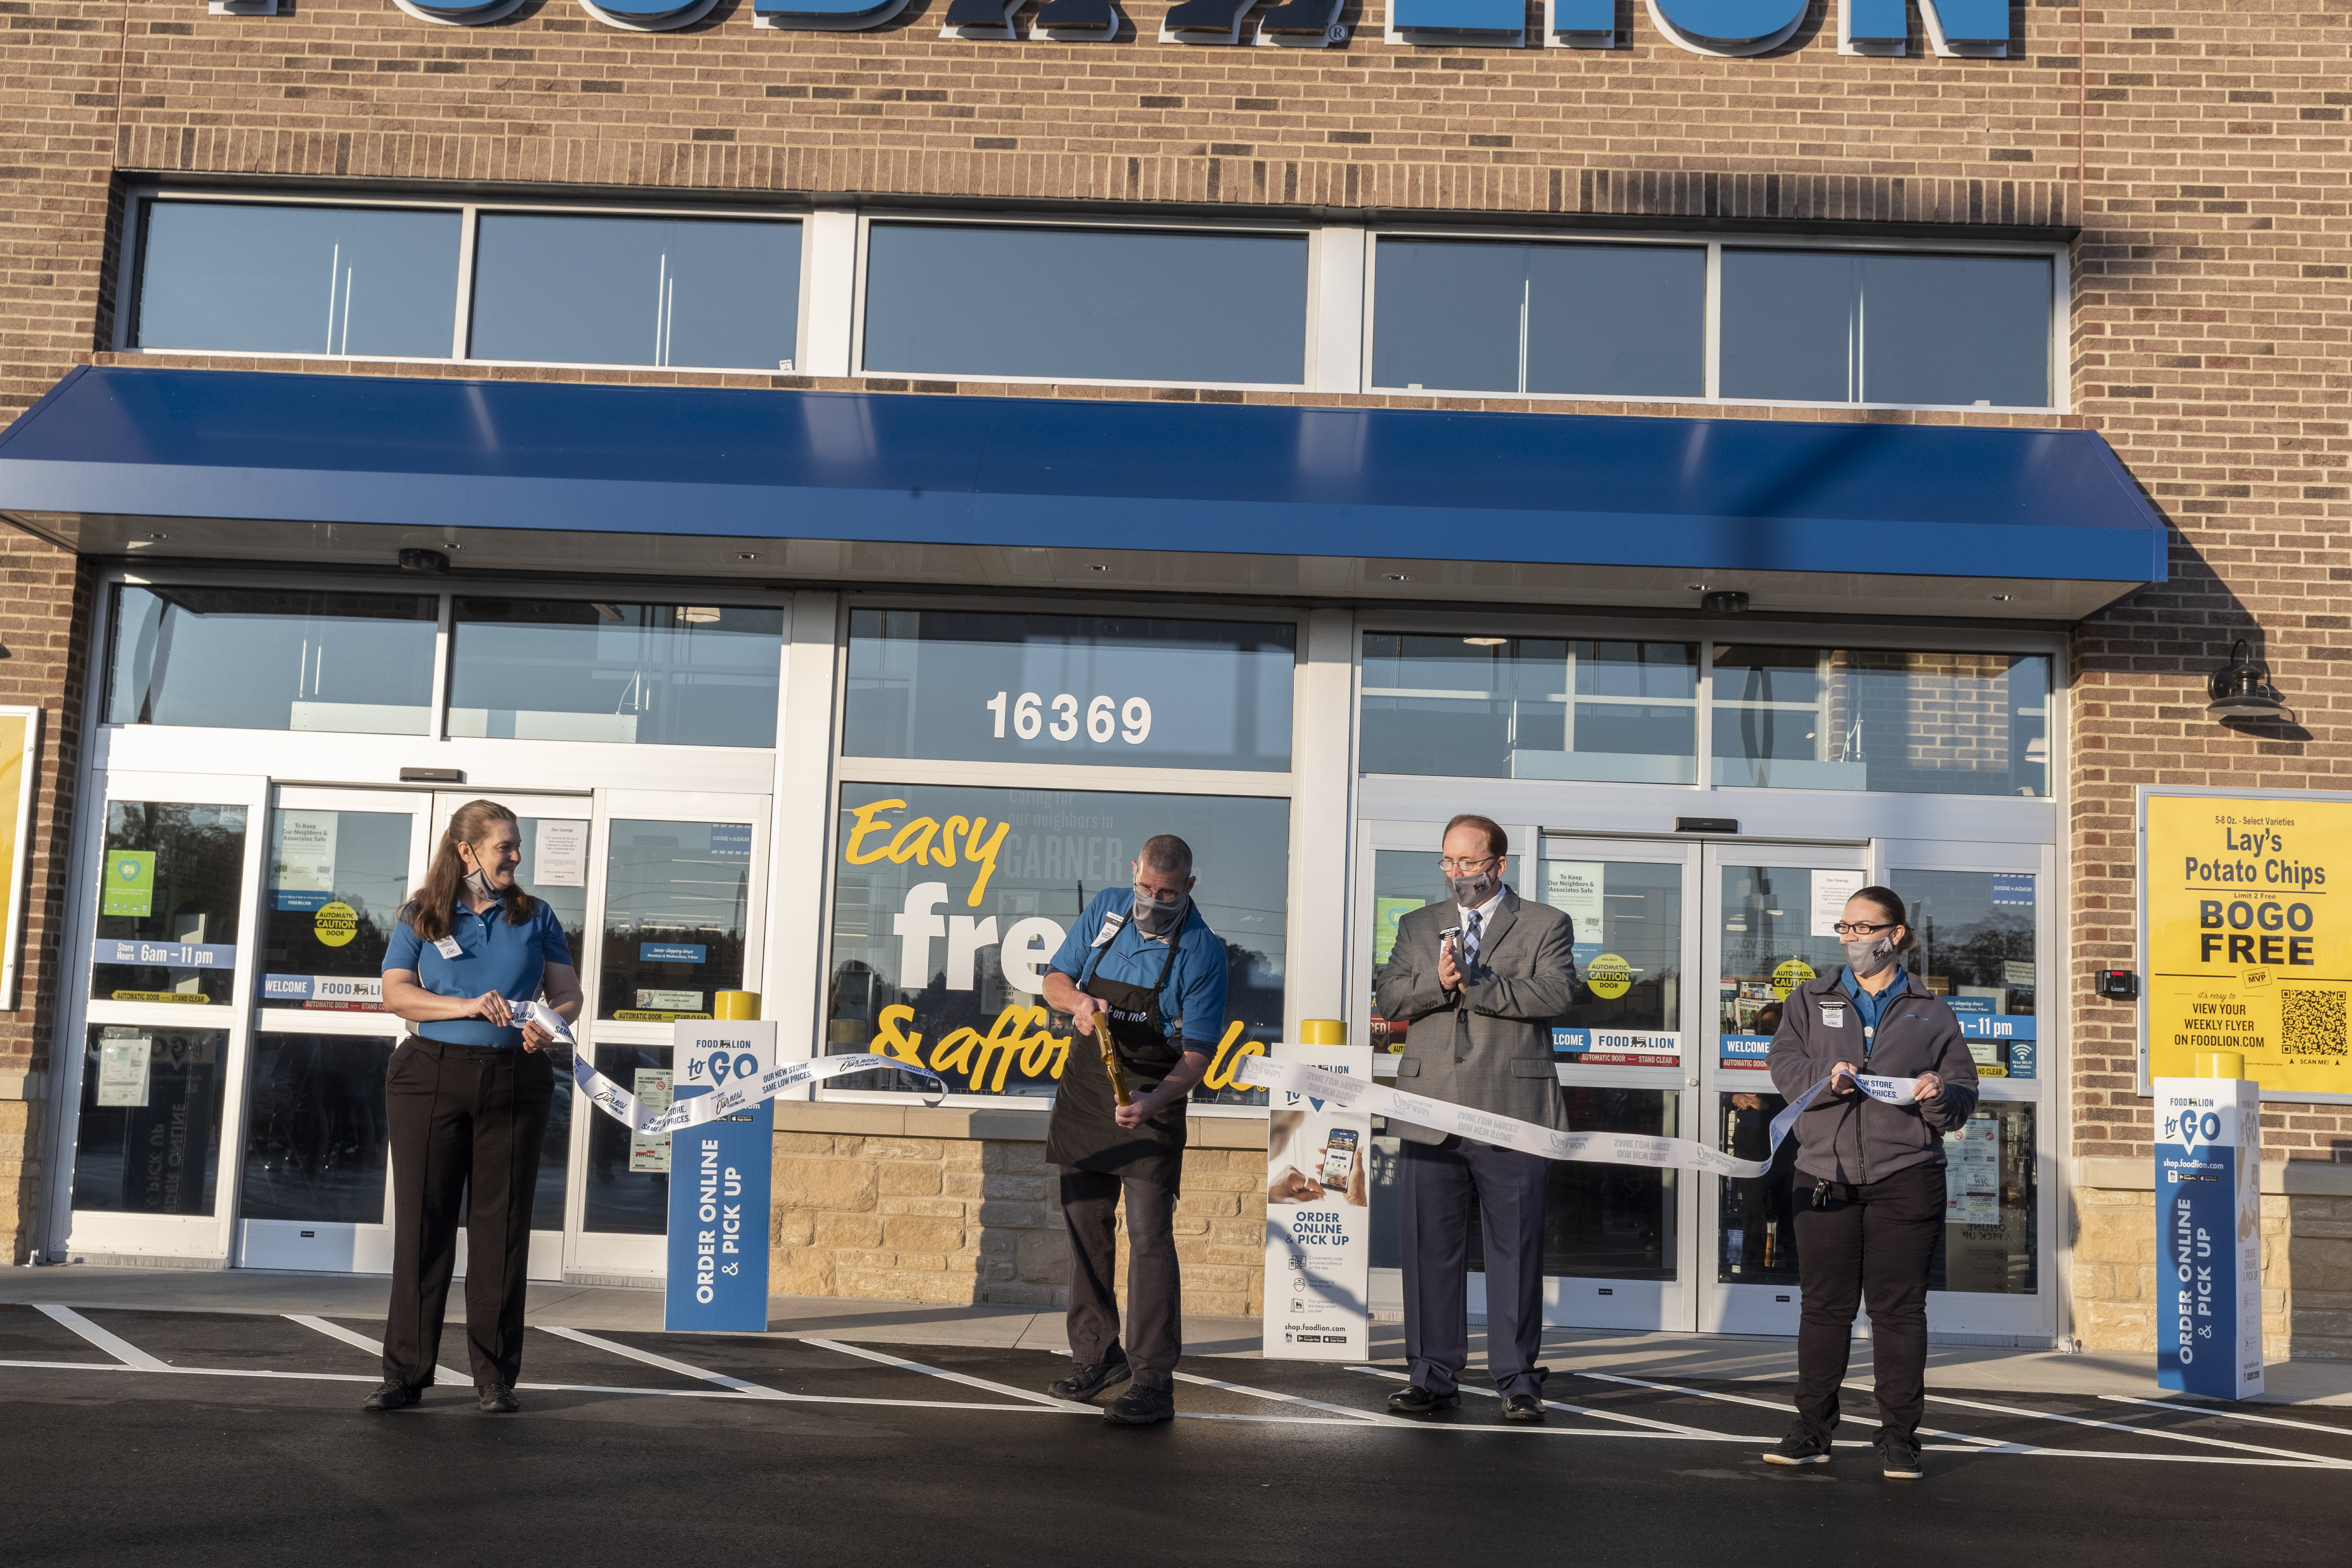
left=2281, top=989, right=2348, bottom=1058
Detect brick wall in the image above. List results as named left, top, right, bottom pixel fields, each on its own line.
left=0, top=533, right=91, bottom=1264
left=769, top=1107, right=1269, bottom=1313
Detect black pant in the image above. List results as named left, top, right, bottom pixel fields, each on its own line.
left=1400, top=1136, right=1549, bottom=1399
left=1060, top=1168, right=1180, bottom=1391
left=1792, top=1161, right=1943, bottom=1442
left=382, top=1039, right=554, bottom=1391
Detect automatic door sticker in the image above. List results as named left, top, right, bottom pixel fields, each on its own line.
left=1772, top=959, right=1816, bottom=999
left=314, top=900, right=359, bottom=948
left=1584, top=953, right=1632, bottom=1000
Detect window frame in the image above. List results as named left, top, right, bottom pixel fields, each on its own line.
left=816, top=591, right=1311, bottom=1115
left=1360, top=226, right=2071, bottom=414
left=847, top=210, right=1323, bottom=393
left=116, top=187, right=815, bottom=378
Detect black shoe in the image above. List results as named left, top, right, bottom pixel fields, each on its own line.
left=1049, top=1358, right=1133, bottom=1402
left=1876, top=1433, right=1923, bottom=1479
left=362, top=1381, right=418, bottom=1413
left=478, top=1385, right=521, bottom=1414
left=1102, top=1384, right=1175, bottom=1426
left=1501, top=1393, right=1547, bottom=1424
left=1386, top=1384, right=1461, bottom=1416
left=1762, top=1424, right=1833, bottom=1465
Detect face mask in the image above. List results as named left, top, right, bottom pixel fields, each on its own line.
left=1132, top=885, right=1188, bottom=937
left=1842, top=935, right=1898, bottom=978
left=1448, top=870, right=1499, bottom=908
left=462, top=861, right=501, bottom=903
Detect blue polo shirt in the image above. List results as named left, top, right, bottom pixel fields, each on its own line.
left=1048, top=888, right=1229, bottom=1054
left=1839, top=965, right=1910, bottom=1056
left=385, top=897, right=573, bottom=1048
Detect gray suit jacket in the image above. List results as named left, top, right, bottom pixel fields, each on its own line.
left=1374, top=888, right=1577, bottom=1147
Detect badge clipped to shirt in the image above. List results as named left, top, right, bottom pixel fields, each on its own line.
left=432, top=936, right=463, bottom=960
left=1821, top=1004, right=1847, bottom=1030
left=1091, top=910, right=1130, bottom=949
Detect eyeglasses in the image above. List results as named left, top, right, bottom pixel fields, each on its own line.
left=1438, top=856, right=1498, bottom=874
left=1831, top=921, right=1896, bottom=937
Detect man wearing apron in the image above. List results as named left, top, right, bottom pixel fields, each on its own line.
left=1038, top=834, right=1228, bottom=1426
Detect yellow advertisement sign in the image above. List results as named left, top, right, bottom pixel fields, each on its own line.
left=2147, top=793, right=2352, bottom=1096
left=0, top=710, right=37, bottom=1002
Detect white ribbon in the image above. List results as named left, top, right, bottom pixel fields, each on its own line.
left=529, top=1002, right=949, bottom=1134
left=1235, top=1056, right=1923, bottom=1179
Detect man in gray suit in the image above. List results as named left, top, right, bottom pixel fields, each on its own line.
left=1375, top=813, right=1576, bottom=1423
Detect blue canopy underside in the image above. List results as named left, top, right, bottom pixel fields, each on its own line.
left=0, top=367, right=2169, bottom=585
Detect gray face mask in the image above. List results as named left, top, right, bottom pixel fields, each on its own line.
left=1132, top=886, right=1188, bottom=937
left=462, top=865, right=501, bottom=903
left=1842, top=935, right=1898, bottom=979
left=1447, top=870, right=1500, bottom=908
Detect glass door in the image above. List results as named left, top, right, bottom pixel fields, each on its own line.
left=566, top=789, right=768, bottom=1281
left=1531, top=837, right=1702, bottom=1331
left=55, top=770, right=267, bottom=1263
left=1698, top=842, right=1868, bottom=1335
left=433, top=790, right=591, bottom=1284
left=236, top=786, right=434, bottom=1272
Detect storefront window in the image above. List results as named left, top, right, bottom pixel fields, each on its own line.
left=1930, top=1102, right=2039, bottom=1294
left=469, top=214, right=801, bottom=371
left=585, top=1042, right=672, bottom=1234
left=1545, top=858, right=1683, bottom=1062
left=598, top=820, right=752, bottom=1021
left=132, top=201, right=461, bottom=358
left=844, top=609, right=1296, bottom=772
left=1477, top=1090, right=1679, bottom=1282
left=1361, top=634, right=1698, bottom=782
left=238, top=1033, right=395, bottom=1224
left=1711, top=646, right=2049, bottom=796
left=73, top=1024, right=230, bottom=1216
left=1719, top=249, right=2052, bottom=408
left=1370, top=239, right=1706, bottom=398
left=861, top=223, right=1310, bottom=385
left=91, top=801, right=248, bottom=1006
left=105, top=587, right=438, bottom=736
left=448, top=600, right=784, bottom=747
left=262, top=808, right=410, bottom=1012
left=825, top=783, right=1287, bottom=1102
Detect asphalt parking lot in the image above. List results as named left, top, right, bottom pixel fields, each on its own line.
left=4, top=1300, right=2350, bottom=1568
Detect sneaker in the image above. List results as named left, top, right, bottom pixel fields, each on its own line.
left=478, top=1385, right=521, bottom=1414
left=1102, top=1384, right=1176, bottom=1426
left=1049, top=1358, right=1133, bottom=1402
left=1761, top=1425, right=1833, bottom=1466
left=362, top=1381, right=418, bottom=1413
left=1877, top=1433, right=1923, bottom=1479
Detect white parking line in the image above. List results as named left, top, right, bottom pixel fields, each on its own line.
left=37, top=1305, right=173, bottom=1372
left=2099, top=1394, right=2352, bottom=1437
left=1173, top=1367, right=1419, bottom=1427
left=286, top=1315, right=468, bottom=1387
left=541, top=1326, right=792, bottom=1400
left=1908, top=1389, right=2352, bottom=1469
left=798, top=1337, right=1093, bottom=1412
left=1348, top=1364, right=1720, bottom=1438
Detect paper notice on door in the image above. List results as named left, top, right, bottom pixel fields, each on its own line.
left=1544, top=861, right=1605, bottom=946
left=96, top=1030, right=152, bottom=1108
left=533, top=820, right=587, bottom=887
left=272, top=811, right=339, bottom=911
left=629, top=1069, right=674, bottom=1173
left=1945, top=1116, right=2000, bottom=1227
left=1810, top=869, right=1866, bottom=938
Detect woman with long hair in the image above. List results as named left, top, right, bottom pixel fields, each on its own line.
left=366, top=799, right=582, bottom=1415
left=1761, top=885, right=1978, bottom=1479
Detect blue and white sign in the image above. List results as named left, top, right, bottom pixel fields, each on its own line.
left=1991, top=874, right=2037, bottom=907
left=1262, top=1042, right=1372, bottom=1361
left=98, top=940, right=236, bottom=970
left=1554, top=1027, right=1682, bottom=1066
left=1719, top=1032, right=1773, bottom=1067
left=640, top=942, right=708, bottom=964
left=665, top=1019, right=776, bottom=1333
left=262, top=973, right=383, bottom=1008
left=2154, top=1076, right=2264, bottom=1400
left=709, top=825, right=753, bottom=859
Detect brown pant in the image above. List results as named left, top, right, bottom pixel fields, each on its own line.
left=381, top=1038, right=553, bottom=1391
left=1060, top=1168, right=1180, bottom=1391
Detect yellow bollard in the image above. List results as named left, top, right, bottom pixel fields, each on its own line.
left=1298, top=1018, right=1345, bottom=1045
left=716, top=990, right=762, bottom=1022
left=2195, top=1050, right=2245, bottom=1079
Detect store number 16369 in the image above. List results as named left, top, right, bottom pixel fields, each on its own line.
left=985, top=691, right=1153, bottom=745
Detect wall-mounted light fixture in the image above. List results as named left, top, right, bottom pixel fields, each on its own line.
left=2207, top=639, right=2291, bottom=722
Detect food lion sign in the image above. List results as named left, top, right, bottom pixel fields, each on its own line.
left=2153, top=1076, right=2264, bottom=1401
left=357, top=0, right=2007, bottom=58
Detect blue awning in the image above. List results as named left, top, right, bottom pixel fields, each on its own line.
left=0, top=367, right=2166, bottom=618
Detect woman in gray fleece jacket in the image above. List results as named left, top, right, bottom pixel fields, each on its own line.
left=1760, top=886, right=1978, bottom=1481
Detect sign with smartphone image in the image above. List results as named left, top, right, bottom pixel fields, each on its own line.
left=1261, top=1041, right=1373, bottom=1361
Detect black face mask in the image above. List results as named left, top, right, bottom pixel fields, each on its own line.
left=1447, top=870, right=1499, bottom=908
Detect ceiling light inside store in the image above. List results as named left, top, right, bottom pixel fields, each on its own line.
left=1463, top=637, right=1507, bottom=647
